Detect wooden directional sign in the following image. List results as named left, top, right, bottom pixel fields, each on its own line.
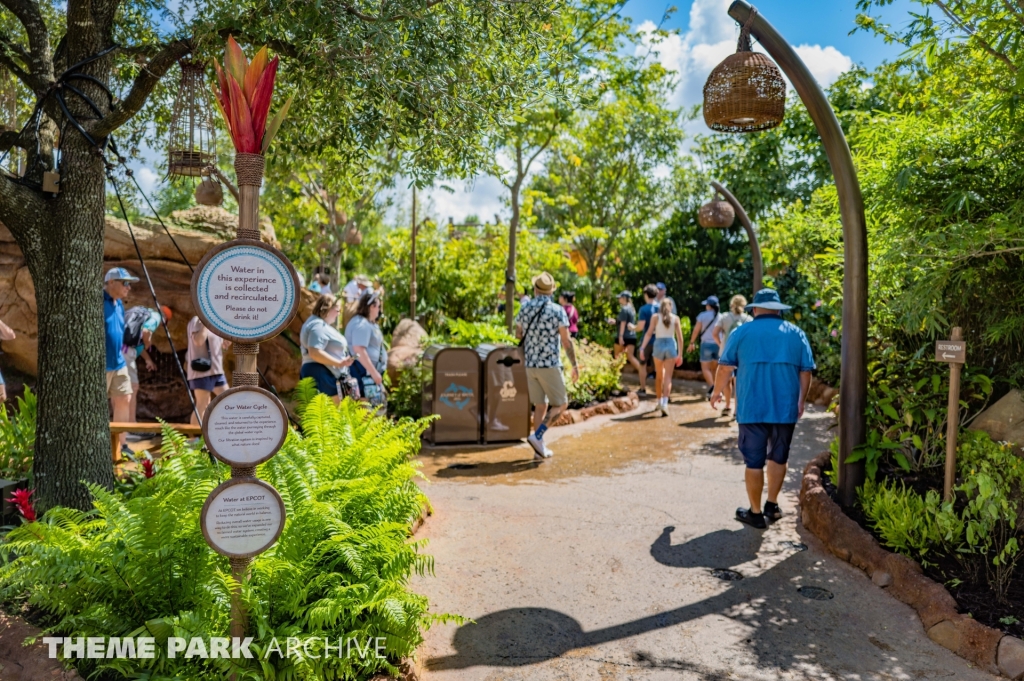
left=200, top=478, right=286, bottom=559
left=191, top=239, right=300, bottom=344
left=935, top=339, right=966, bottom=364
left=202, top=386, right=289, bottom=467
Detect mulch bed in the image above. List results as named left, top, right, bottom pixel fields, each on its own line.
left=821, top=459, right=1024, bottom=639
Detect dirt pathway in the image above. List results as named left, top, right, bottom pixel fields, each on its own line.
left=412, top=382, right=996, bottom=681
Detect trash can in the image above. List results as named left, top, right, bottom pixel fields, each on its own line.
left=422, top=345, right=482, bottom=444
left=477, top=344, right=531, bottom=443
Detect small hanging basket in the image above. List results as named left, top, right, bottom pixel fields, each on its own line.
left=703, top=9, right=786, bottom=134
left=699, top=196, right=736, bottom=228
left=168, top=60, right=217, bottom=178
left=195, top=177, right=224, bottom=206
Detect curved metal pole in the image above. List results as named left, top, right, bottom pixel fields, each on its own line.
left=711, top=180, right=763, bottom=294
left=727, top=1, right=868, bottom=505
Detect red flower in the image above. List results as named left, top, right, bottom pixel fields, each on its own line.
left=8, top=488, right=36, bottom=522
left=141, top=459, right=155, bottom=479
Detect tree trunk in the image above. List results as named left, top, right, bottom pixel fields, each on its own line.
left=505, top=178, right=521, bottom=333
left=26, top=135, right=115, bottom=511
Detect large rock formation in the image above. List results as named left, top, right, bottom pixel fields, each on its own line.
left=970, top=389, right=1024, bottom=450
left=0, top=206, right=315, bottom=421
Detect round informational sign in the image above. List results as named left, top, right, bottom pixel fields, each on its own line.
left=191, top=239, right=300, bottom=343
left=202, top=386, right=289, bottom=467
left=200, top=478, right=286, bottom=559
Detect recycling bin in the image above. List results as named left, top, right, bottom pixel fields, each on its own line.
left=476, top=344, right=531, bottom=443
left=422, top=345, right=482, bottom=444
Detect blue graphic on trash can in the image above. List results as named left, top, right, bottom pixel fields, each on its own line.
left=439, top=383, right=473, bottom=410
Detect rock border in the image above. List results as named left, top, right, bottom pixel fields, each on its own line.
left=800, top=453, right=1024, bottom=679
left=551, top=391, right=640, bottom=427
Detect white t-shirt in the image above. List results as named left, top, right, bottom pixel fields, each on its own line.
left=696, top=310, right=720, bottom=344
left=342, top=280, right=364, bottom=303
left=653, top=313, right=678, bottom=339
left=715, top=311, right=752, bottom=346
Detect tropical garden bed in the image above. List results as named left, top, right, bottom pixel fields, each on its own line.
left=0, top=384, right=450, bottom=681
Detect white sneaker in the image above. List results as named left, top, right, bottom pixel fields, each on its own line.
left=660, top=404, right=669, bottom=417
left=527, top=433, right=545, bottom=457
left=541, top=445, right=554, bottom=458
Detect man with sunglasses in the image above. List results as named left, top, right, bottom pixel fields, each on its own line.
left=104, top=267, right=139, bottom=457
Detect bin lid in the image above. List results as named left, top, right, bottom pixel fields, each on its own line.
left=476, top=343, right=523, bottom=364
left=423, top=344, right=480, bottom=363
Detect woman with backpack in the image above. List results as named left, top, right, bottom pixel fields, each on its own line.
left=639, top=299, right=685, bottom=417
left=300, top=293, right=356, bottom=404
left=187, top=316, right=230, bottom=425
left=712, top=294, right=753, bottom=417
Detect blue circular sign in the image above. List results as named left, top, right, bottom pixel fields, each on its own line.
left=191, top=240, right=299, bottom=343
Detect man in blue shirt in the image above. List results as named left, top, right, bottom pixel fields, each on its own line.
left=104, top=267, right=139, bottom=456
left=712, top=288, right=815, bottom=529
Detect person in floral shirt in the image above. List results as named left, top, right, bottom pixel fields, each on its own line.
left=515, top=272, right=579, bottom=459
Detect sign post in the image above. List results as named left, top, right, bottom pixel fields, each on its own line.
left=191, top=152, right=299, bottom=643
left=935, top=328, right=965, bottom=502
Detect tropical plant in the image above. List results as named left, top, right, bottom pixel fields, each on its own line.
left=860, top=431, right=1024, bottom=602
left=212, top=37, right=292, bottom=154
left=0, top=390, right=454, bottom=679
left=564, top=339, right=624, bottom=408
left=0, top=386, right=35, bottom=480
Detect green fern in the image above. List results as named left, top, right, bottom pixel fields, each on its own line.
left=0, top=393, right=456, bottom=680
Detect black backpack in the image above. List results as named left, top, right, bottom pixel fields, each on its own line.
left=123, top=306, right=151, bottom=348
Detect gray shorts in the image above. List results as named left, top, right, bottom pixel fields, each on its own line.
left=526, top=367, right=568, bottom=407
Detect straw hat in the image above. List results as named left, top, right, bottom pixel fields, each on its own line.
left=532, top=272, right=558, bottom=295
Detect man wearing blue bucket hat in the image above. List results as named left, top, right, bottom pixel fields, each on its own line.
left=711, top=288, right=815, bottom=529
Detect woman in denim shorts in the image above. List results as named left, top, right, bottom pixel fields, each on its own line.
left=639, top=299, right=685, bottom=417
left=687, top=295, right=722, bottom=399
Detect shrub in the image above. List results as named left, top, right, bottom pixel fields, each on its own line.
left=0, top=391, right=454, bottom=680
left=860, top=431, right=1024, bottom=602
left=564, top=340, right=624, bottom=408
left=428, top=318, right=516, bottom=348
left=0, top=386, right=35, bottom=480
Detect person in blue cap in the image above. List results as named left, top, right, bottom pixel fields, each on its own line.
left=687, top=294, right=721, bottom=397
left=104, top=266, right=140, bottom=458
left=711, top=288, right=815, bottom=529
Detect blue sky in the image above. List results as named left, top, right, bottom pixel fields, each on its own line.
left=391, top=0, right=923, bottom=226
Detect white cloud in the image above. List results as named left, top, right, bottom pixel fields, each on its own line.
left=135, top=166, right=160, bottom=196
left=637, top=1, right=855, bottom=118
left=793, top=44, right=854, bottom=88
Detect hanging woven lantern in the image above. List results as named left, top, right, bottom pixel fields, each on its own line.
left=699, top=195, right=735, bottom=228
left=194, top=177, right=224, bottom=206
left=168, top=60, right=217, bottom=178
left=703, top=9, right=786, bottom=134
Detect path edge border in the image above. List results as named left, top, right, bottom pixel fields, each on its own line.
left=800, top=452, right=1024, bottom=679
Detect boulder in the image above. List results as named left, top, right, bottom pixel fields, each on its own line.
left=392, top=319, right=428, bottom=349
left=970, top=389, right=1024, bottom=449
left=386, top=319, right=428, bottom=381
left=0, top=207, right=309, bottom=420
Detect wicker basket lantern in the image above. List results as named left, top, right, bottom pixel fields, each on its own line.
left=699, top=195, right=736, bottom=228
left=168, top=60, right=217, bottom=178
left=703, top=8, right=786, bottom=134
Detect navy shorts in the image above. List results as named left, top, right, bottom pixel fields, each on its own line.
left=300, top=362, right=339, bottom=397
left=188, top=374, right=227, bottom=392
left=738, top=423, right=797, bottom=469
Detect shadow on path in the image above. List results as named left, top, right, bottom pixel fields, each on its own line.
left=679, top=417, right=733, bottom=429
left=434, top=459, right=542, bottom=479
left=650, top=525, right=762, bottom=569
left=426, top=554, right=817, bottom=671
